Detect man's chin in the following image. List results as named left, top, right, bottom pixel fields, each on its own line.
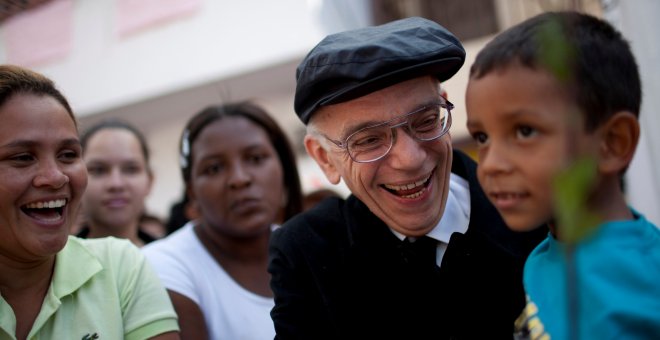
left=378, top=210, right=438, bottom=236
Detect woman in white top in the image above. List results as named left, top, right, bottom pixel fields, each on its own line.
left=143, top=101, right=303, bottom=339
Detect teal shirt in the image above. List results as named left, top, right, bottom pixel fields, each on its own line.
left=517, top=211, right=660, bottom=339
left=0, top=236, right=179, bottom=340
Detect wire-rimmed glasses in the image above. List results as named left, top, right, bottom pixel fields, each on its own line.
left=323, top=100, right=453, bottom=163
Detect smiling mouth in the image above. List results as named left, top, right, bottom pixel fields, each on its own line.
left=21, top=199, right=67, bottom=221
left=491, top=192, right=528, bottom=200
left=489, top=192, right=530, bottom=208
left=104, top=198, right=129, bottom=208
left=381, top=173, right=432, bottom=199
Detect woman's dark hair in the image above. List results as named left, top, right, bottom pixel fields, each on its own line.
left=80, top=118, right=152, bottom=171
left=165, top=192, right=191, bottom=235
left=0, top=64, right=75, bottom=125
left=180, top=100, right=303, bottom=220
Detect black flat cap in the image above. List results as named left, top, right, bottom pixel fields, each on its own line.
left=294, top=16, right=466, bottom=124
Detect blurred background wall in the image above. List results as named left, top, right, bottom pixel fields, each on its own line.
left=1, top=0, right=657, bottom=225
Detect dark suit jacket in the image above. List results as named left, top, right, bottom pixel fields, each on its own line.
left=268, top=150, right=546, bottom=339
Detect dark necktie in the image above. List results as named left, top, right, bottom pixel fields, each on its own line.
left=401, top=236, right=437, bottom=268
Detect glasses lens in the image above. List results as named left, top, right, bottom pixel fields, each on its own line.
left=347, top=126, right=392, bottom=162
left=346, top=102, right=452, bottom=163
left=410, top=104, right=449, bottom=141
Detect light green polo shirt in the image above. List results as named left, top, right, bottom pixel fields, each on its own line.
left=0, top=236, right=179, bottom=340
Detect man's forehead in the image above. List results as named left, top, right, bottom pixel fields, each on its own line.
left=313, top=77, right=442, bottom=136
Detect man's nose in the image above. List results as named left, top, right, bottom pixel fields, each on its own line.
left=386, top=127, right=428, bottom=168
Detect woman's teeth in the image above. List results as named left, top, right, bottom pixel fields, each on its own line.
left=25, top=199, right=66, bottom=209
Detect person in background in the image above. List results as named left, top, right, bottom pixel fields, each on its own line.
left=268, top=16, right=547, bottom=339
left=77, top=118, right=158, bottom=247
left=140, top=212, right=167, bottom=239
left=164, top=191, right=197, bottom=236
left=0, top=64, right=179, bottom=339
left=466, top=11, right=660, bottom=338
left=143, top=101, right=303, bottom=339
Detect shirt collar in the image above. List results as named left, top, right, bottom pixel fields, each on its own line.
left=52, top=236, right=103, bottom=298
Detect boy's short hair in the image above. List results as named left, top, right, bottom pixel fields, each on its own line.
left=470, top=11, right=641, bottom=132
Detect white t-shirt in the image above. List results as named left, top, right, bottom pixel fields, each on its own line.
left=142, top=222, right=275, bottom=340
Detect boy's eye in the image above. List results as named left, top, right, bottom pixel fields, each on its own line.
left=471, top=132, right=488, bottom=145
left=516, top=125, right=537, bottom=139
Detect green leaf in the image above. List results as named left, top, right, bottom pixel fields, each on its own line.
left=553, top=157, right=602, bottom=244
left=536, top=17, right=575, bottom=83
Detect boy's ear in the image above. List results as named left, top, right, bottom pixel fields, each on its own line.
left=304, top=134, right=342, bottom=185
left=598, top=111, right=640, bottom=174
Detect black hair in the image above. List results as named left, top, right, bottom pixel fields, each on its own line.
left=0, top=64, right=75, bottom=125
left=80, top=118, right=152, bottom=171
left=470, top=11, right=641, bottom=131
left=165, top=192, right=191, bottom=235
left=180, top=100, right=303, bottom=220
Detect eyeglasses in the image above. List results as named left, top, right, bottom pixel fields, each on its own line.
left=323, top=100, right=453, bottom=163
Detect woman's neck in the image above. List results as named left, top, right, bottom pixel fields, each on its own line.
left=86, top=221, right=144, bottom=247
left=0, top=255, right=55, bottom=340
left=193, top=222, right=273, bottom=297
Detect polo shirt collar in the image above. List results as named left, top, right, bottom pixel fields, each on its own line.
left=52, top=236, right=103, bottom=298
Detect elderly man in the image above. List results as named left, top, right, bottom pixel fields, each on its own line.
left=268, top=17, right=546, bottom=339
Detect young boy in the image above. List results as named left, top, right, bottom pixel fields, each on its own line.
left=465, top=11, right=660, bottom=339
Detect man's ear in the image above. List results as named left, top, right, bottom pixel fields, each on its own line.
left=304, top=134, right=342, bottom=185
left=598, top=111, right=640, bottom=174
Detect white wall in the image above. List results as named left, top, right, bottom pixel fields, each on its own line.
left=0, top=0, right=373, bottom=219
left=1, top=0, right=326, bottom=116
left=607, top=0, right=660, bottom=226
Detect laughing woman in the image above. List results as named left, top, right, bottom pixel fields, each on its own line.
left=0, top=65, right=180, bottom=340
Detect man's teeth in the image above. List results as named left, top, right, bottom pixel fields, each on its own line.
left=384, top=177, right=429, bottom=191
left=25, top=199, right=66, bottom=209
left=402, top=190, right=424, bottom=199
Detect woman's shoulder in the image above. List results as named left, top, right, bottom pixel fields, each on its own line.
left=55, top=236, right=150, bottom=296
left=141, top=222, right=207, bottom=277
left=142, top=222, right=198, bottom=256
left=67, top=234, right=136, bottom=253
left=55, top=237, right=179, bottom=339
